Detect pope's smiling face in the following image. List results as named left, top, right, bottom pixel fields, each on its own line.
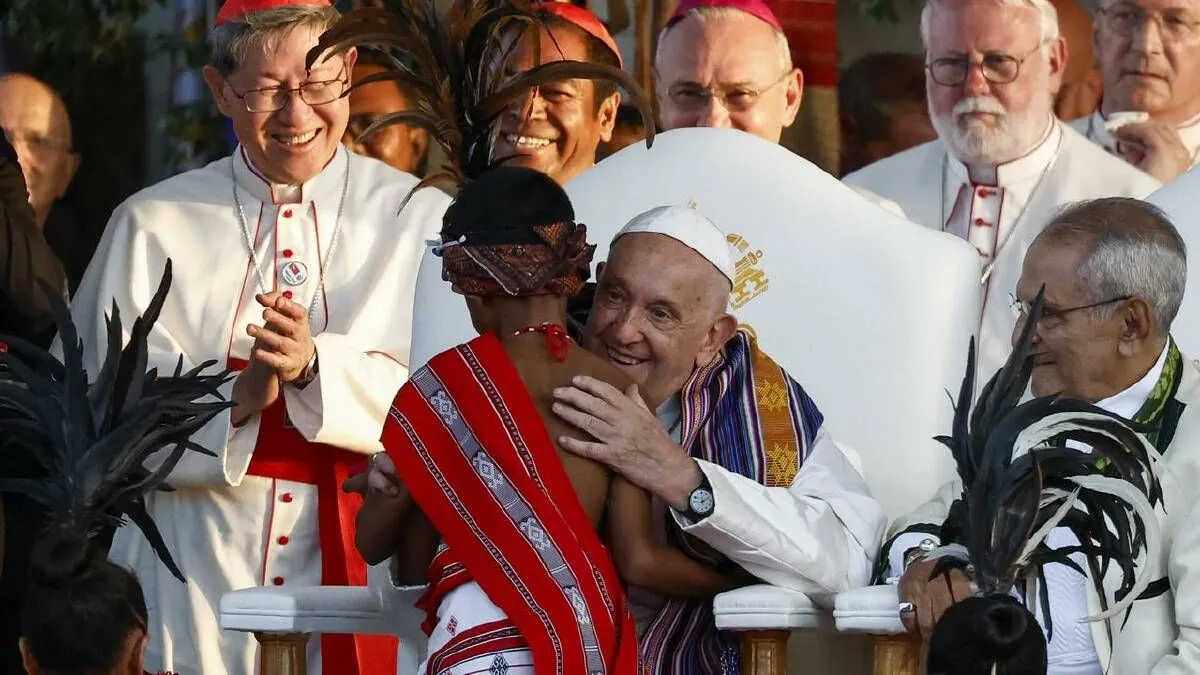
left=205, top=24, right=356, bottom=185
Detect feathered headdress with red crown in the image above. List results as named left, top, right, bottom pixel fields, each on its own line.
left=304, top=0, right=655, bottom=199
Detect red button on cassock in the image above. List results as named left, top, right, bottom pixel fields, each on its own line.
left=974, top=218, right=989, bottom=226
left=978, top=188, right=993, bottom=197
left=282, top=290, right=293, bottom=299
left=282, top=248, right=294, bottom=258
left=282, top=209, right=293, bottom=218
left=277, top=536, right=289, bottom=546
left=273, top=577, right=285, bottom=586
left=280, top=493, right=293, bottom=503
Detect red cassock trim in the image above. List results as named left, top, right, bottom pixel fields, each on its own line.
left=228, top=357, right=397, bottom=675
left=381, top=335, right=637, bottom=674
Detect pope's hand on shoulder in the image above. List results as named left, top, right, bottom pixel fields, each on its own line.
left=552, top=375, right=702, bottom=510
left=245, top=291, right=316, bottom=383
left=1114, top=121, right=1192, bottom=183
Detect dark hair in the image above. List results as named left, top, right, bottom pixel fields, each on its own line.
left=22, top=526, right=149, bottom=674
left=927, top=595, right=1047, bottom=675
left=839, top=51, right=927, bottom=144
left=442, top=165, right=575, bottom=241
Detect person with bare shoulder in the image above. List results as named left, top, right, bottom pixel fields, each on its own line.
left=355, top=166, right=734, bottom=675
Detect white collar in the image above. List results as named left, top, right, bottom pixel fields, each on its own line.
left=946, top=117, right=1060, bottom=187
left=1094, top=343, right=1170, bottom=419
left=1088, top=109, right=1200, bottom=162
left=232, top=144, right=348, bottom=206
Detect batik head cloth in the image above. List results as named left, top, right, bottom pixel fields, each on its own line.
left=438, top=221, right=595, bottom=297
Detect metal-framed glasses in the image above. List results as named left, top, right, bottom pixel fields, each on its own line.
left=227, top=68, right=349, bottom=113
left=665, top=71, right=792, bottom=113
left=926, top=43, right=1047, bottom=87
left=1097, top=5, right=1200, bottom=42
left=1008, top=293, right=1133, bottom=322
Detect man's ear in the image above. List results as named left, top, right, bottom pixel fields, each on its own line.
left=596, top=93, right=621, bottom=143
left=1045, top=36, right=1069, bottom=94
left=202, top=65, right=235, bottom=118
left=782, top=68, right=804, bottom=127
left=122, top=632, right=149, bottom=675
left=595, top=261, right=606, bottom=281
left=694, top=313, right=739, bottom=368
left=1118, top=297, right=1155, bottom=354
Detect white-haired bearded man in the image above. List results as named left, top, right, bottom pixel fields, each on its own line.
left=843, top=0, right=1161, bottom=382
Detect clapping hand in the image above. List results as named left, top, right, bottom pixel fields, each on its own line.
left=246, top=292, right=315, bottom=383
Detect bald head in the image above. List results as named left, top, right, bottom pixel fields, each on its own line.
left=0, top=74, right=79, bottom=227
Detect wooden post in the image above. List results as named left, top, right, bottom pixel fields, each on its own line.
left=873, top=634, right=921, bottom=675
left=739, top=629, right=790, bottom=675
left=255, top=632, right=310, bottom=675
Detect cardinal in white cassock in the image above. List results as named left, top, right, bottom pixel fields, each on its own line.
left=66, top=1, right=449, bottom=674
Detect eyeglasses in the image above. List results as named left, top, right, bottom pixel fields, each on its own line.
left=2, top=126, right=72, bottom=157
left=926, top=43, right=1047, bottom=87
left=665, top=71, right=792, bottom=114
left=1097, top=5, right=1200, bottom=42
left=1008, top=293, right=1133, bottom=322
left=227, top=68, right=349, bottom=113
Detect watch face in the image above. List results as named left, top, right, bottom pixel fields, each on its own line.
left=689, top=488, right=715, bottom=516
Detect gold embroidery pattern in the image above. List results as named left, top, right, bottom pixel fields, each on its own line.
left=727, top=233, right=769, bottom=310
left=744, top=324, right=799, bottom=487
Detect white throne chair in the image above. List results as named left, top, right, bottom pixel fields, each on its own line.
left=1145, top=167, right=1200, bottom=356
left=220, top=128, right=980, bottom=674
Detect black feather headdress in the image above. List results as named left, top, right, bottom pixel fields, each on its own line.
left=931, top=287, right=1163, bottom=634
left=0, top=261, right=233, bottom=582
left=306, top=0, right=655, bottom=197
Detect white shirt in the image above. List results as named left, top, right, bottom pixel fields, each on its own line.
left=889, top=344, right=1170, bottom=675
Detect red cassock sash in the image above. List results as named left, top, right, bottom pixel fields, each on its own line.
left=228, top=357, right=398, bottom=675
left=380, top=334, right=637, bottom=674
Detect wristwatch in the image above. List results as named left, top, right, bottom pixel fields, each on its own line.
left=292, top=350, right=319, bottom=390
left=679, top=469, right=715, bottom=522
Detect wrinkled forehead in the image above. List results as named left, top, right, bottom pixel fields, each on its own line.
left=925, top=0, right=1043, bottom=53
left=656, top=15, right=783, bottom=84
left=0, top=79, right=69, bottom=135
left=1019, top=239, right=1089, bottom=300
left=233, top=24, right=343, bottom=82
left=1098, top=0, right=1200, bottom=11
left=606, top=232, right=728, bottom=296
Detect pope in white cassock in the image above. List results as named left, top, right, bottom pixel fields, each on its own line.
left=67, top=1, right=449, bottom=674
left=844, top=0, right=1160, bottom=382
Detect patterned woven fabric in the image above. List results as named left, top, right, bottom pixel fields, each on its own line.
left=638, top=328, right=824, bottom=673
left=439, top=221, right=595, bottom=298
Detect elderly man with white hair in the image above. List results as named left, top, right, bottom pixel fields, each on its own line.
left=551, top=205, right=886, bottom=673
left=653, top=0, right=802, bottom=143
left=1068, top=0, right=1200, bottom=182
left=844, top=0, right=1160, bottom=382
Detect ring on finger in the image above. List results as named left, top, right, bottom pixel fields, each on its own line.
left=898, top=602, right=915, bottom=615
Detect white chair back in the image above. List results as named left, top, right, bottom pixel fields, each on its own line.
left=1146, top=170, right=1199, bottom=355
left=409, top=128, right=980, bottom=518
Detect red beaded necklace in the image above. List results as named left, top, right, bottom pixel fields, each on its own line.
left=511, top=322, right=572, bottom=362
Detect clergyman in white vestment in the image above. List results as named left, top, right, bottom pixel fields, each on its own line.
left=67, top=3, right=450, bottom=674
left=843, top=0, right=1160, bottom=382
left=890, top=199, right=1200, bottom=674
left=1067, top=0, right=1200, bottom=183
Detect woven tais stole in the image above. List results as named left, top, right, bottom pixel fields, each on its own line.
left=382, top=334, right=636, bottom=674
left=638, top=329, right=825, bottom=674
